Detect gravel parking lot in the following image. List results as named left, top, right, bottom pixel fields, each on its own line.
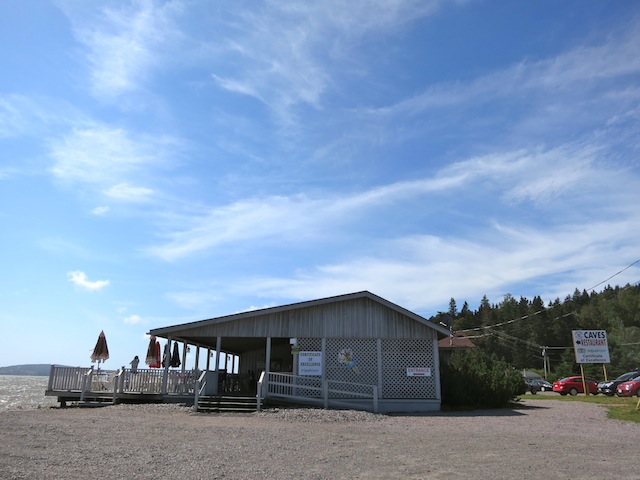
left=1, top=399, right=638, bottom=479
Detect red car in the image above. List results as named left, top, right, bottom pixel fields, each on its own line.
left=552, top=376, right=599, bottom=395
left=616, top=375, right=640, bottom=397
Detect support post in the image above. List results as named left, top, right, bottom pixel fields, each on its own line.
left=161, top=336, right=171, bottom=395
left=214, top=337, right=222, bottom=395
left=265, top=337, right=272, bottom=375
left=580, top=364, right=588, bottom=396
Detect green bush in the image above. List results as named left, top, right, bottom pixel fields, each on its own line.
left=441, top=349, right=525, bottom=408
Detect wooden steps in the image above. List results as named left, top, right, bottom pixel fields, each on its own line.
left=197, top=395, right=261, bottom=413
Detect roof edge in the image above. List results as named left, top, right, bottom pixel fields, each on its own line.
left=149, top=290, right=451, bottom=337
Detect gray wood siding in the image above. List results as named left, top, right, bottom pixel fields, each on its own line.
left=175, top=297, right=437, bottom=340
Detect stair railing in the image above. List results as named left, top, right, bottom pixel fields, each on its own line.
left=193, top=370, right=208, bottom=412
left=256, top=371, right=266, bottom=411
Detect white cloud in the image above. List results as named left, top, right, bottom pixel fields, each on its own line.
left=92, top=206, right=110, bottom=215
left=50, top=127, right=152, bottom=184
left=67, top=270, right=110, bottom=291
left=60, top=0, right=185, bottom=98
left=147, top=138, right=636, bottom=261
left=48, top=126, right=179, bottom=202
left=0, top=94, right=86, bottom=138
left=208, top=0, right=443, bottom=124
left=233, top=218, right=640, bottom=313
left=123, top=314, right=142, bottom=325
left=104, top=183, right=154, bottom=202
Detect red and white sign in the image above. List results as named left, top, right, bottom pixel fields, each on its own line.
left=572, top=330, right=610, bottom=364
left=406, top=367, right=431, bottom=377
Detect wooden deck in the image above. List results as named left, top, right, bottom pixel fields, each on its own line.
left=45, top=365, right=380, bottom=413
left=46, top=365, right=210, bottom=407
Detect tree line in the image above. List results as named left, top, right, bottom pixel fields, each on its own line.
left=431, top=283, right=640, bottom=380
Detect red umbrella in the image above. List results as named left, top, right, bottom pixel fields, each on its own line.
left=151, top=342, right=160, bottom=368
left=90, top=330, right=109, bottom=369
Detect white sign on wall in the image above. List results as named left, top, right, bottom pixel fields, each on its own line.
left=406, top=367, right=432, bottom=377
left=298, top=351, right=323, bottom=376
left=571, top=330, right=610, bottom=364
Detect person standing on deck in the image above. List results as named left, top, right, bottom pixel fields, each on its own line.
left=130, top=355, right=139, bottom=373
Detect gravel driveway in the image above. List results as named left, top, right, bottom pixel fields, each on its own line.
left=0, top=399, right=638, bottom=479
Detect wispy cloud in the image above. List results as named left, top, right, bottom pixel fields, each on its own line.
left=104, top=183, right=154, bottom=202
left=372, top=25, right=640, bottom=118
left=50, top=127, right=154, bottom=185
left=60, top=0, right=185, bottom=99
left=208, top=0, right=444, bottom=124
left=0, top=94, right=85, bottom=138
left=147, top=138, right=634, bottom=261
left=48, top=126, right=179, bottom=203
left=233, top=217, right=640, bottom=312
left=67, top=270, right=110, bottom=291
left=92, top=206, right=110, bottom=215
left=123, top=314, right=143, bottom=325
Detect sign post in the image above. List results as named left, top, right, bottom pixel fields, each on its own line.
left=571, top=330, right=610, bottom=396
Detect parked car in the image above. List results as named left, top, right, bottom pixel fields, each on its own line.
left=598, top=371, right=640, bottom=396
left=525, top=378, right=554, bottom=394
left=552, top=376, right=599, bottom=395
left=616, top=375, right=640, bottom=397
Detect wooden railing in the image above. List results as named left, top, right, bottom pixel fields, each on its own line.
left=258, top=372, right=379, bottom=413
left=47, top=365, right=92, bottom=392
left=47, top=365, right=199, bottom=397
left=193, top=370, right=208, bottom=412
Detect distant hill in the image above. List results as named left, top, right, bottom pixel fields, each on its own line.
left=0, top=364, right=52, bottom=376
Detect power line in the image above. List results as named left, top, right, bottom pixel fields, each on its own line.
left=455, top=259, right=640, bottom=335
left=585, top=259, right=640, bottom=292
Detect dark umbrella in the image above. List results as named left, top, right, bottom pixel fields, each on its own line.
left=90, top=330, right=109, bottom=370
left=170, top=342, right=181, bottom=368
left=162, top=342, right=169, bottom=367
left=145, top=336, right=157, bottom=366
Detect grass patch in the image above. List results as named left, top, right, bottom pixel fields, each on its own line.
left=520, top=393, right=640, bottom=423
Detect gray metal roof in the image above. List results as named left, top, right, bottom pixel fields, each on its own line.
left=148, top=291, right=451, bottom=340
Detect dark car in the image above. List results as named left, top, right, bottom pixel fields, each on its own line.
left=526, top=378, right=554, bottom=394
left=616, top=375, right=640, bottom=397
left=597, top=371, right=640, bottom=396
left=552, top=376, right=599, bottom=395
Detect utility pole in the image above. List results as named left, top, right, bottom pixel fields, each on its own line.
left=542, top=347, right=549, bottom=379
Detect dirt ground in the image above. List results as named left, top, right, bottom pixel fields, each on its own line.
left=0, top=398, right=638, bottom=479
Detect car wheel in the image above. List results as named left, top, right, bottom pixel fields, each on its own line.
left=530, top=389, right=537, bottom=395
left=569, top=388, right=578, bottom=396
left=636, top=390, right=640, bottom=398
left=560, top=393, right=567, bottom=396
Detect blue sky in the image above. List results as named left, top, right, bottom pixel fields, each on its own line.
left=1, top=1, right=639, bottom=370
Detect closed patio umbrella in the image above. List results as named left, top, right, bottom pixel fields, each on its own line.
left=152, top=340, right=161, bottom=368
left=90, top=330, right=109, bottom=370
left=145, top=336, right=157, bottom=367
left=170, top=342, right=181, bottom=368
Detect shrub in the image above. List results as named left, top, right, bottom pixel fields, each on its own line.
left=441, top=349, right=525, bottom=408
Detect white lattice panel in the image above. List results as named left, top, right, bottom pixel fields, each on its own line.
left=381, top=339, right=436, bottom=399
left=326, top=338, right=377, bottom=397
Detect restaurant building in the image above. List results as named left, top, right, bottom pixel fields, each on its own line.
left=148, top=291, right=451, bottom=413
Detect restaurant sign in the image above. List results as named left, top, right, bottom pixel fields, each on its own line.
left=571, top=330, right=610, bottom=364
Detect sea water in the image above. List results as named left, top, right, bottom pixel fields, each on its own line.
left=0, top=375, right=58, bottom=410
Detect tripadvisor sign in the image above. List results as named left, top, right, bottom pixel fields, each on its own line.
left=571, top=330, right=610, bottom=364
